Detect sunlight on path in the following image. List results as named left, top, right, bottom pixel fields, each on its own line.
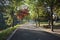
left=19, top=22, right=60, bottom=37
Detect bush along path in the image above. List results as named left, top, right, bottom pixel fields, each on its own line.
left=0, top=25, right=20, bottom=40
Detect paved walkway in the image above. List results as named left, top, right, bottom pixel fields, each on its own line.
left=7, top=23, right=60, bottom=40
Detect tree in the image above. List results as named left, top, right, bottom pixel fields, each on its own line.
left=0, top=0, right=10, bottom=29
left=0, top=0, right=25, bottom=28
left=24, top=0, right=60, bottom=28
left=27, top=0, right=45, bottom=27
left=43, top=0, right=60, bottom=31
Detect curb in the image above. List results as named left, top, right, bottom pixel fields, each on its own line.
left=7, top=28, right=18, bottom=40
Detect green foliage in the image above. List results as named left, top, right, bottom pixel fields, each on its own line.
left=0, top=25, right=20, bottom=40
left=0, top=0, right=25, bottom=28
left=6, top=16, right=12, bottom=26
left=0, top=27, right=16, bottom=40
left=0, top=0, right=60, bottom=28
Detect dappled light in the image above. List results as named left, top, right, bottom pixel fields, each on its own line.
left=0, top=0, right=60, bottom=40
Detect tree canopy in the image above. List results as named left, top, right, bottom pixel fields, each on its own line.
left=0, top=0, right=60, bottom=29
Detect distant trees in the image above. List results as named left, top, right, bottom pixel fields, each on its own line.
left=0, top=0, right=60, bottom=29
left=24, top=0, right=60, bottom=27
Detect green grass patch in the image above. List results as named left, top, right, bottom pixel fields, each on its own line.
left=0, top=25, right=20, bottom=40
left=40, top=22, right=48, bottom=24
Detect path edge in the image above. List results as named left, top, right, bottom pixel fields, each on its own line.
left=7, top=28, right=18, bottom=40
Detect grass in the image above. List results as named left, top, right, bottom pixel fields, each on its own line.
left=40, top=22, right=48, bottom=24
left=35, top=21, right=60, bottom=28
left=0, top=25, right=20, bottom=40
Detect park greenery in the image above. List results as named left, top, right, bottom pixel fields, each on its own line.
left=0, top=25, right=20, bottom=40
left=0, top=0, right=60, bottom=29
left=0, top=0, right=60, bottom=40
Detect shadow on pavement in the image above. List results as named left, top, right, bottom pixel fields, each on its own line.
left=43, top=24, right=60, bottom=29
left=10, top=29, right=60, bottom=40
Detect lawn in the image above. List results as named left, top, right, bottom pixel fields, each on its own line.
left=0, top=25, right=20, bottom=40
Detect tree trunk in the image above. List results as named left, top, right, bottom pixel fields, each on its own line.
left=48, top=20, right=51, bottom=26
left=50, top=1, right=54, bottom=32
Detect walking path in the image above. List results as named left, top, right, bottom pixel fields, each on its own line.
left=20, top=23, right=60, bottom=35
left=7, top=22, right=60, bottom=40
